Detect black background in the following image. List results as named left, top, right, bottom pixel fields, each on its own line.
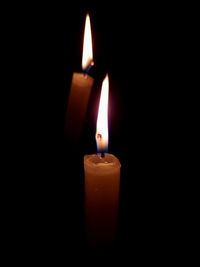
left=62, top=1, right=182, bottom=263
left=4, top=0, right=189, bottom=264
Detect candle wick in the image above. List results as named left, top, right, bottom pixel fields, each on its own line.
left=101, top=152, right=105, bottom=158
left=83, top=61, right=94, bottom=77
left=97, top=151, right=105, bottom=159
left=83, top=73, right=88, bottom=79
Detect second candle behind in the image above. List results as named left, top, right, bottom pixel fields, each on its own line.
left=65, top=14, right=94, bottom=143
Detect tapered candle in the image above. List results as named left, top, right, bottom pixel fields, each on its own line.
left=65, top=14, right=94, bottom=142
left=84, top=75, right=121, bottom=247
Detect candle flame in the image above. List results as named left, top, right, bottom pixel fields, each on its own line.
left=96, top=74, right=109, bottom=152
left=82, top=14, right=93, bottom=70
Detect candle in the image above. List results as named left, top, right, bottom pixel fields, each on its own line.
left=84, top=75, right=121, bottom=247
left=65, top=14, right=94, bottom=142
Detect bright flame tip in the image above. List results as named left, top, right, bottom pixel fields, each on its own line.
left=82, top=13, right=93, bottom=70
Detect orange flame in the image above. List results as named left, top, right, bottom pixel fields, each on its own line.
left=82, top=14, right=93, bottom=70
left=96, top=74, right=109, bottom=152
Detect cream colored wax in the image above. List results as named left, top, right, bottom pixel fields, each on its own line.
left=65, top=73, right=94, bottom=141
left=84, top=153, right=121, bottom=247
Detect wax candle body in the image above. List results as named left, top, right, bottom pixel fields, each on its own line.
left=65, top=73, right=94, bottom=141
left=84, top=153, right=121, bottom=247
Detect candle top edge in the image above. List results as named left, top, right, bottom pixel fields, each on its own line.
left=84, top=153, right=121, bottom=169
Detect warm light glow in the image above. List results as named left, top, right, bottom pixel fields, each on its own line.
left=96, top=74, right=109, bottom=152
left=82, top=14, right=93, bottom=70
